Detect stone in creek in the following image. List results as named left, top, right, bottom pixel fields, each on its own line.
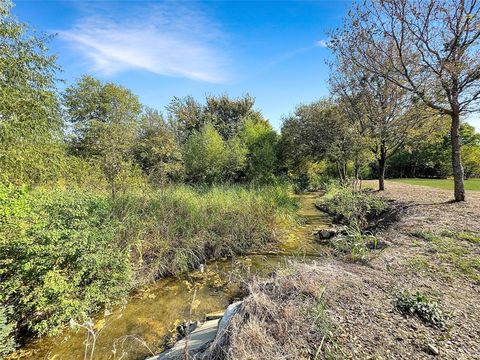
left=176, top=320, right=198, bottom=338
left=314, top=228, right=337, bottom=241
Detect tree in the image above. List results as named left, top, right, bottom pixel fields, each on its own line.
left=134, top=108, right=184, bottom=185
left=166, top=96, right=204, bottom=145
left=167, top=94, right=262, bottom=144
left=240, top=117, right=279, bottom=182
left=387, top=116, right=452, bottom=178
left=280, top=99, right=357, bottom=183
left=224, top=135, right=248, bottom=182
left=204, top=94, right=260, bottom=139
left=463, top=145, right=480, bottom=178
left=335, top=0, right=480, bottom=201
left=459, top=123, right=480, bottom=178
left=63, top=76, right=142, bottom=197
left=329, top=55, right=422, bottom=190
left=0, top=0, right=62, bottom=185
left=184, top=123, right=247, bottom=184
left=184, top=123, right=226, bottom=184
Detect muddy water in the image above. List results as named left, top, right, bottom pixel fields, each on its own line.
left=14, top=192, right=330, bottom=360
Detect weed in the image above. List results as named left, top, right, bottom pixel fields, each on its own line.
left=0, top=183, right=298, bottom=341
left=408, top=255, right=431, bottom=272
left=312, top=298, right=344, bottom=360
left=331, top=225, right=379, bottom=262
left=395, top=291, right=446, bottom=328
left=408, top=230, right=480, bottom=283
left=457, top=232, right=480, bottom=244
left=205, top=265, right=343, bottom=359
left=0, top=305, right=15, bottom=358
left=411, top=230, right=436, bottom=241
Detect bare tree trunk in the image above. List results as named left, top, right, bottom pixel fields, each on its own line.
left=378, top=142, right=387, bottom=191
left=450, top=111, right=465, bottom=202
left=354, top=159, right=359, bottom=181
left=353, top=159, right=360, bottom=192
left=336, top=161, right=346, bottom=184
left=336, top=162, right=343, bottom=183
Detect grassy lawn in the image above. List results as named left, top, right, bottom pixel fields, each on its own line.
left=391, top=178, right=480, bottom=191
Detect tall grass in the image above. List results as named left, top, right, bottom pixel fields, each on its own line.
left=0, top=183, right=297, bottom=342
left=116, top=184, right=297, bottom=284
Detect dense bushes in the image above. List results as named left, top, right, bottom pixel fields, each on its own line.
left=316, top=185, right=388, bottom=229
left=0, top=183, right=296, bottom=346
left=184, top=123, right=247, bottom=183
left=0, top=184, right=131, bottom=337
left=0, top=305, right=15, bottom=358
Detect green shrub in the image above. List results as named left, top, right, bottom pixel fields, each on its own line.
left=240, top=118, right=279, bottom=183
left=395, top=291, right=446, bottom=328
left=0, top=183, right=131, bottom=336
left=184, top=123, right=247, bottom=184
left=0, top=305, right=15, bottom=358
left=290, top=161, right=332, bottom=194
left=316, top=186, right=388, bottom=229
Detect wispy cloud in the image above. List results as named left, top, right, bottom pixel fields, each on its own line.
left=264, top=39, right=329, bottom=69
left=59, top=3, right=229, bottom=83
left=315, top=38, right=330, bottom=48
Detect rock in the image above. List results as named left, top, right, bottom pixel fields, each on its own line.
left=176, top=320, right=198, bottom=338
left=314, top=203, right=328, bottom=212
left=427, top=344, right=439, bottom=356
left=366, top=239, right=391, bottom=250
left=314, top=228, right=337, bottom=241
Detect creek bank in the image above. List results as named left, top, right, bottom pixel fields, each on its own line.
left=15, top=192, right=331, bottom=360
left=212, top=181, right=480, bottom=358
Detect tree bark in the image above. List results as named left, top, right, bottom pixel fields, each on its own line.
left=378, top=142, right=387, bottom=191
left=354, top=159, right=359, bottom=181
left=336, top=162, right=344, bottom=183
left=450, top=111, right=466, bottom=202
left=336, top=161, right=347, bottom=184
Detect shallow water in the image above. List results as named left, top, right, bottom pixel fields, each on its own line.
left=13, top=192, right=330, bottom=360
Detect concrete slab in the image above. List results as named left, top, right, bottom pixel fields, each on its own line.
left=147, top=319, right=220, bottom=360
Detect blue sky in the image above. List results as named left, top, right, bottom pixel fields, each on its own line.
left=12, top=0, right=480, bottom=131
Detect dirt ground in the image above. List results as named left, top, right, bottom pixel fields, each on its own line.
left=217, top=181, right=480, bottom=359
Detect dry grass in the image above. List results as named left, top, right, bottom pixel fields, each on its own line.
left=205, top=263, right=340, bottom=360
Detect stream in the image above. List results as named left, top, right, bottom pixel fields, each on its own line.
left=13, top=192, right=330, bottom=360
